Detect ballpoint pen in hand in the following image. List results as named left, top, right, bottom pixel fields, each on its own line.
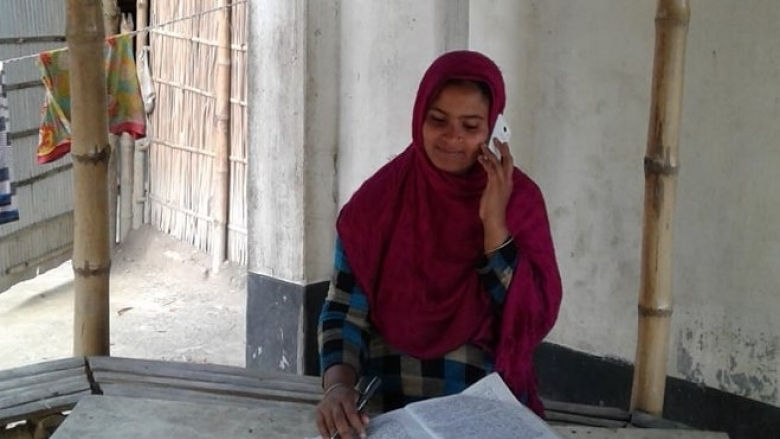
left=330, top=376, right=381, bottom=439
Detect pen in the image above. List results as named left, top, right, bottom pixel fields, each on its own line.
left=330, top=376, right=381, bottom=439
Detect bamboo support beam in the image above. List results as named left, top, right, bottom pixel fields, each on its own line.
left=148, top=28, right=248, bottom=52
left=103, top=0, right=119, bottom=249
left=630, top=0, right=690, bottom=416
left=147, top=193, right=248, bottom=235
left=102, top=0, right=120, bottom=35
left=108, top=133, right=119, bottom=248
left=151, top=139, right=216, bottom=157
left=114, top=14, right=134, bottom=243
left=146, top=139, right=248, bottom=164
left=119, top=133, right=134, bottom=241
left=151, top=77, right=248, bottom=106
left=148, top=194, right=213, bottom=222
left=210, top=0, right=232, bottom=273
left=67, top=0, right=111, bottom=357
left=132, top=0, right=149, bottom=230
left=117, top=14, right=135, bottom=243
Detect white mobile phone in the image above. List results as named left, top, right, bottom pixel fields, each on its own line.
left=488, top=113, right=511, bottom=160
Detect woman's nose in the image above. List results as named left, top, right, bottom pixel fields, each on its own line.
left=442, top=124, right=463, bottom=142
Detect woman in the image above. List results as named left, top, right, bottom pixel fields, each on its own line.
left=316, top=50, right=562, bottom=439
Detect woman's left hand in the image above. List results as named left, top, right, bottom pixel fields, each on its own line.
left=478, top=139, right=513, bottom=253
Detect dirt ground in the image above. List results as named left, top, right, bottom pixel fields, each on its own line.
left=0, top=226, right=246, bottom=371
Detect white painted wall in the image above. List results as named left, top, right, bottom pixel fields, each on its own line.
left=469, top=0, right=655, bottom=373
left=670, top=0, right=779, bottom=404
left=337, top=0, right=469, bottom=203
left=333, top=0, right=779, bottom=406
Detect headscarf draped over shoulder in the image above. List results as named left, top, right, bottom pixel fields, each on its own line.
left=337, top=50, right=561, bottom=416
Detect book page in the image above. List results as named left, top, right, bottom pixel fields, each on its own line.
left=304, top=409, right=432, bottom=439
left=364, top=407, right=434, bottom=439
left=403, top=373, right=562, bottom=439
left=461, top=371, right=521, bottom=403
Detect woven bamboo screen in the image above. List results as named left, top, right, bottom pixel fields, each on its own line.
left=147, top=0, right=247, bottom=264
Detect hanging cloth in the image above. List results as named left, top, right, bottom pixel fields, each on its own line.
left=0, top=61, right=20, bottom=225
left=36, top=33, right=147, bottom=164
left=137, top=46, right=156, bottom=115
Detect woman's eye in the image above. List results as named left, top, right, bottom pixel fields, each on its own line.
left=429, top=116, right=446, bottom=125
left=463, top=124, right=479, bottom=131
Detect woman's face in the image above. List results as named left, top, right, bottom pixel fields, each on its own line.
left=422, top=83, right=490, bottom=175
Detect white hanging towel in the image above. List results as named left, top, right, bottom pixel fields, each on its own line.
left=0, top=61, right=20, bottom=225
left=137, top=46, right=156, bottom=115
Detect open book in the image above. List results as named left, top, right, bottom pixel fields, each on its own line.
left=365, top=373, right=562, bottom=439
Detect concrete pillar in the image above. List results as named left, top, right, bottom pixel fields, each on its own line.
left=246, top=0, right=339, bottom=374
left=246, top=0, right=470, bottom=376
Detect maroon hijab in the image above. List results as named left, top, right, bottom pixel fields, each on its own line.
left=337, top=51, right=561, bottom=415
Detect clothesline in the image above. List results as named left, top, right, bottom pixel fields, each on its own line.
left=0, top=0, right=247, bottom=65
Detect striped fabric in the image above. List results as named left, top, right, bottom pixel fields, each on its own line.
left=319, top=236, right=521, bottom=412
left=0, top=61, right=20, bottom=225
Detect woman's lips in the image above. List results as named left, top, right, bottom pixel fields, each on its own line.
left=435, top=145, right=464, bottom=155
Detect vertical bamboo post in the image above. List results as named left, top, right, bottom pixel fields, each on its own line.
left=103, top=0, right=119, bottom=249
left=107, top=131, right=118, bottom=248
left=210, top=0, right=232, bottom=273
left=630, top=0, right=690, bottom=415
left=102, top=0, right=120, bottom=35
left=67, top=0, right=111, bottom=356
left=119, top=132, right=134, bottom=240
left=133, top=0, right=149, bottom=230
left=119, top=13, right=134, bottom=242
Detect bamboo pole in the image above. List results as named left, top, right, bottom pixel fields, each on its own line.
left=103, top=0, right=119, bottom=249
left=67, top=0, right=111, bottom=356
left=120, top=132, right=134, bottom=240
left=630, top=0, right=690, bottom=416
left=118, top=13, right=134, bottom=242
left=210, top=0, right=232, bottom=273
left=107, top=133, right=118, bottom=248
left=102, top=0, right=120, bottom=35
left=133, top=0, right=148, bottom=230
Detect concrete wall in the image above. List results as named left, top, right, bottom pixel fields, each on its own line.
left=468, top=0, right=655, bottom=379
left=248, top=0, right=779, bottom=407
left=337, top=0, right=469, bottom=207
left=669, top=0, right=779, bottom=405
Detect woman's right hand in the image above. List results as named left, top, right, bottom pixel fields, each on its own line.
left=316, top=383, right=370, bottom=439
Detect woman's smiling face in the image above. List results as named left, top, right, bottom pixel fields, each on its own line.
left=422, top=82, right=490, bottom=175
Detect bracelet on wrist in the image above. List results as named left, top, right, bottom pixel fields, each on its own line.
left=322, top=382, right=351, bottom=399
left=486, top=235, right=512, bottom=254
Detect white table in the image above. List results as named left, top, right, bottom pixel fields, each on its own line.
left=52, top=395, right=728, bottom=439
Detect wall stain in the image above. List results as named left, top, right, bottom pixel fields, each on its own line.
left=677, top=326, right=778, bottom=404
left=676, top=341, right=703, bottom=383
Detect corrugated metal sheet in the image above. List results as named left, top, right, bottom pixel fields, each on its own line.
left=1, top=44, right=63, bottom=84
left=0, top=0, right=65, bottom=39
left=0, top=0, right=72, bottom=292
left=0, top=162, right=73, bottom=234
left=6, top=85, right=44, bottom=133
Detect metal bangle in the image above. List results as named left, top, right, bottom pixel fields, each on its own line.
left=322, top=382, right=351, bottom=399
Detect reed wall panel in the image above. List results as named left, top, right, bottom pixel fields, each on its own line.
left=148, top=0, right=247, bottom=265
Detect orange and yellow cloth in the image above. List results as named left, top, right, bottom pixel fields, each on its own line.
left=37, top=33, right=146, bottom=164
